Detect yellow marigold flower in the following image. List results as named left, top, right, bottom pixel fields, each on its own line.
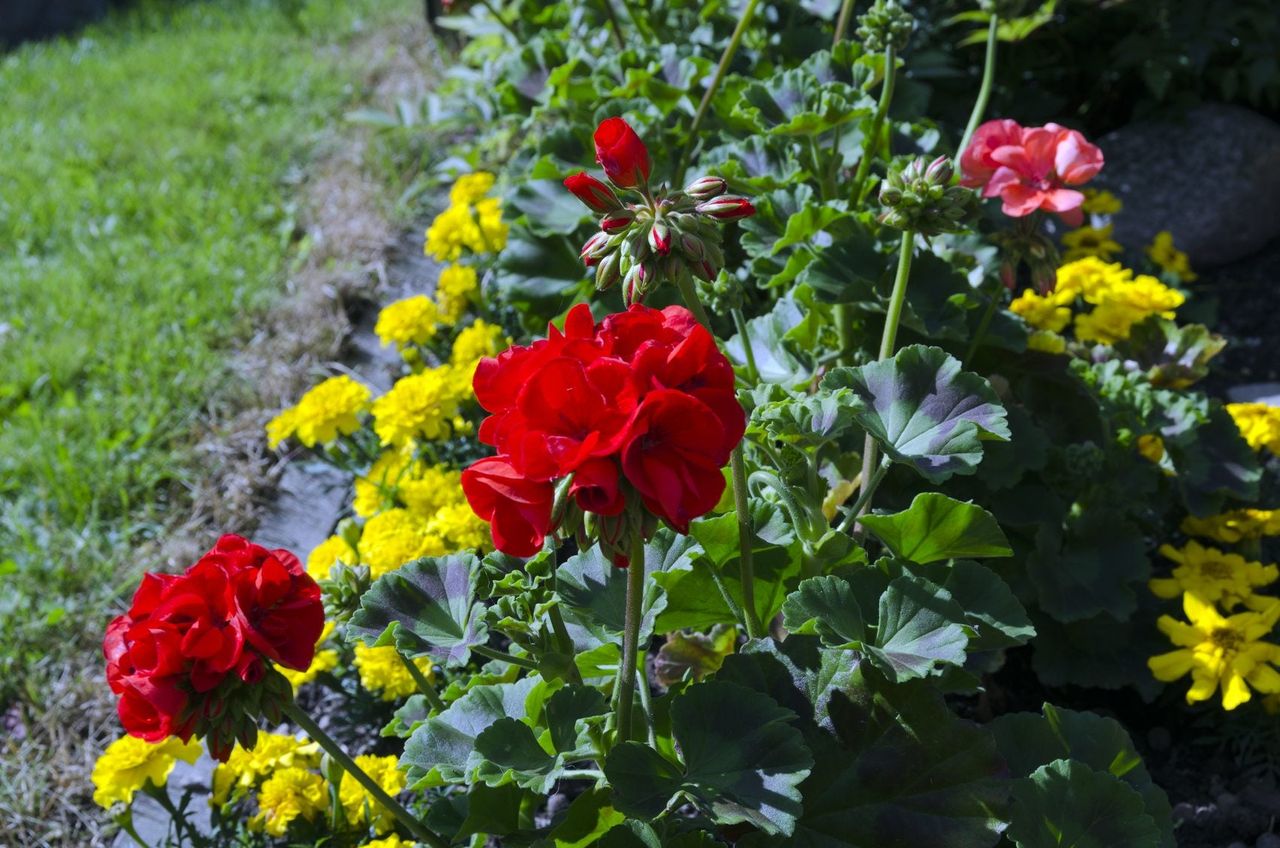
left=427, top=501, right=492, bottom=552
left=1061, top=224, right=1122, bottom=262
left=473, top=197, right=509, bottom=251
left=1104, top=274, right=1184, bottom=318
left=448, top=172, right=496, bottom=206
left=1146, top=230, right=1198, bottom=281
left=372, top=368, right=462, bottom=447
left=340, top=754, right=407, bottom=834
left=354, top=447, right=416, bottom=517
left=451, top=320, right=508, bottom=370
left=1183, top=509, right=1280, bottom=545
left=1073, top=302, right=1145, bottom=345
left=211, top=733, right=319, bottom=808
left=266, top=407, right=298, bottom=450
left=436, top=264, right=479, bottom=324
left=400, top=465, right=464, bottom=517
left=276, top=376, right=371, bottom=448
left=279, top=622, right=339, bottom=691
left=376, top=296, right=439, bottom=349
left=363, top=836, right=417, bottom=848
left=1082, top=188, right=1123, bottom=216
left=251, top=766, right=326, bottom=837
left=307, top=535, right=357, bottom=581
left=426, top=204, right=482, bottom=262
left=92, top=736, right=202, bottom=809
left=1227, top=402, right=1280, bottom=455
left=1150, top=541, right=1278, bottom=608
left=1010, top=289, right=1072, bottom=333
left=354, top=643, right=435, bottom=701
left=1025, top=330, right=1066, bottom=355
left=360, top=508, right=445, bottom=578
left=1148, top=592, right=1280, bottom=710
left=1137, top=434, right=1165, bottom=464
left=1054, top=257, right=1131, bottom=304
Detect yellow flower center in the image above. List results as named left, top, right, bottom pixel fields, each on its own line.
left=1200, top=559, right=1234, bottom=581
left=1210, top=627, right=1243, bottom=653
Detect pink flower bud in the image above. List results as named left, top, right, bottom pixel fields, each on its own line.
left=684, top=175, right=727, bottom=200
left=695, top=196, right=756, bottom=221
left=648, top=221, right=672, bottom=256
left=564, top=171, right=623, bottom=213
left=580, top=231, right=609, bottom=266
left=600, top=210, right=634, bottom=233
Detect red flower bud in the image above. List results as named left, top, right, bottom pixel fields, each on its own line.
left=648, top=221, right=671, bottom=256
left=685, top=175, right=727, bottom=200
left=594, top=117, right=651, bottom=189
left=564, top=171, right=622, bottom=213
left=601, top=210, right=634, bottom=233
left=580, top=231, right=610, bottom=266
left=695, top=196, right=756, bottom=221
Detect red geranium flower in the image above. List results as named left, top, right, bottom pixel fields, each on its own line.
left=594, top=117, right=651, bottom=189
left=462, top=456, right=556, bottom=557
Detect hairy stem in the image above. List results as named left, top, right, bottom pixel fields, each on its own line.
left=838, top=457, right=891, bottom=533
left=849, top=43, right=897, bottom=205
left=615, top=534, right=646, bottom=743
left=473, top=643, right=540, bottom=670
left=957, top=14, right=999, bottom=158
left=676, top=0, right=762, bottom=177
left=284, top=702, right=447, bottom=848
left=397, top=650, right=446, bottom=713
left=832, top=0, right=857, bottom=47
left=548, top=603, right=585, bottom=685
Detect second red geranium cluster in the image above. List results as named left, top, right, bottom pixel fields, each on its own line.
left=462, top=303, right=745, bottom=559
left=104, top=534, right=323, bottom=758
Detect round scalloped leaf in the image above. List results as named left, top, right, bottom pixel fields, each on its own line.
left=823, top=345, right=1010, bottom=482
left=865, top=575, right=970, bottom=682
left=348, top=553, right=488, bottom=668
left=859, top=492, right=1012, bottom=564
left=1008, top=760, right=1161, bottom=848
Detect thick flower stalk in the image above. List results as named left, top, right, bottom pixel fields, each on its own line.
left=565, top=118, right=755, bottom=307
left=104, top=535, right=325, bottom=760
left=462, top=303, right=745, bottom=564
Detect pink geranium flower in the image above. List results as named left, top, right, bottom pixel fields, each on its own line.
left=961, top=119, right=1104, bottom=226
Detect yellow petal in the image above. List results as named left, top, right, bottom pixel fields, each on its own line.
left=1148, top=649, right=1194, bottom=681
left=1148, top=578, right=1181, bottom=599
left=1221, top=671, right=1253, bottom=710
left=1247, top=663, right=1280, bottom=694
left=1186, top=669, right=1219, bottom=703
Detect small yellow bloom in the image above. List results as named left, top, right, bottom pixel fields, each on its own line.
left=1072, top=302, right=1144, bottom=345
left=371, top=368, right=464, bottom=447
left=1182, top=509, right=1280, bottom=545
left=1137, top=434, right=1165, bottom=464
left=1082, top=188, right=1123, bottom=216
left=473, top=197, right=509, bottom=251
left=270, top=376, right=371, bottom=448
left=376, top=296, right=439, bottom=349
left=1150, top=541, right=1278, bottom=608
left=251, top=766, right=326, bottom=836
left=363, top=836, right=417, bottom=848
left=1026, top=330, right=1067, bottom=354
left=266, top=407, right=298, bottom=450
left=1105, top=274, right=1184, bottom=318
left=425, top=204, right=481, bottom=262
left=1061, top=224, right=1122, bottom=262
left=340, top=754, right=407, bottom=834
left=1054, top=257, right=1131, bottom=304
left=1148, top=593, right=1280, bottom=710
left=92, top=736, right=202, bottom=809
left=1227, top=402, right=1280, bottom=455
left=451, top=319, right=508, bottom=370
left=354, top=643, right=435, bottom=701
left=359, top=508, right=445, bottom=578
left=1146, top=230, right=1198, bottom=281
left=1010, top=289, right=1072, bottom=333
left=436, top=264, right=479, bottom=324
left=427, top=501, right=492, bottom=552
left=211, top=733, right=319, bottom=808
left=306, top=535, right=357, bottom=581
left=448, top=172, right=496, bottom=206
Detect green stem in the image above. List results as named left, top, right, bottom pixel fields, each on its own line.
left=704, top=557, right=748, bottom=629
left=962, top=288, right=999, bottom=366
left=615, top=534, right=646, bottom=744
left=678, top=276, right=763, bottom=639
left=857, top=229, right=915, bottom=520
left=957, top=15, right=999, bottom=159
left=832, top=0, right=857, bottom=47
left=473, top=643, right=541, bottom=670
left=146, top=785, right=198, bottom=847
left=676, top=0, right=762, bottom=177
left=849, top=43, right=897, bottom=206
left=599, top=0, right=627, bottom=51
left=114, top=811, right=156, bottom=848
left=284, top=702, right=447, bottom=848
left=731, top=306, right=759, bottom=383
left=397, top=650, right=446, bottom=713
left=635, top=660, right=658, bottom=747
left=837, top=457, right=891, bottom=533
left=548, top=604, right=585, bottom=685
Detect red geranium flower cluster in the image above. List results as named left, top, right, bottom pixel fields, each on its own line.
left=463, top=303, right=745, bottom=559
left=960, top=119, right=1104, bottom=226
left=104, top=535, right=323, bottom=757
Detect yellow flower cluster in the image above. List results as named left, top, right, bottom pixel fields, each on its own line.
left=212, top=733, right=320, bottom=808
left=1227, top=402, right=1280, bottom=456
left=1011, top=257, right=1186, bottom=350
left=1081, top=188, right=1123, bottom=216
left=436, top=264, right=479, bottom=324
left=339, top=754, right=406, bottom=833
left=91, top=736, right=202, bottom=809
left=1183, top=509, right=1280, bottom=544
left=372, top=365, right=469, bottom=447
left=1061, top=223, right=1121, bottom=262
left=376, top=295, right=440, bottom=349
left=1146, top=230, right=1197, bottom=281
left=1150, top=542, right=1278, bottom=609
left=354, top=642, right=436, bottom=701
left=267, top=375, right=371, bottom=449
left=252, top=767, right=326, bottom=836
left=425, top=172, right=508, bottom=262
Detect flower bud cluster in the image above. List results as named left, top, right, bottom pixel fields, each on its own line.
left=565, top=118, right=755, bottom=308
left=856, top=0, right=914, bottom=53
left=992, top=227, right=1061, bottom=294
left=878, top=155, right=977, bottom=235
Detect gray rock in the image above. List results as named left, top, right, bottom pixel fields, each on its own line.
left=1095, top=104, right=1280, bottom=269
left=1257, top=834, right=1280, bottom=848
left=1228, top=383, right=1280, bottom=406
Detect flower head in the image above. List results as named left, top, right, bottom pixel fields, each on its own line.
left=1150, top=541, right=1278, bottom=608
left=1227, top=403, right=1280, bottom=455
left=1146, top=230, right=1197, bottom=281
left=92, top=735, right=202, bottom=809
left=376, top=296, right=439, bottom=349
left=353, top=643, right=434, bottom=701
left=268, top=376, right=370, bottom=448
left=1183, top=509, right=1280, bottom=545
left=252, top=766, right=325, bottom=836
left=448, top=172, right=495, bottom=206
left=435, top=264, right=479, bottom=323
left=359, top=508, right=445, bottom=578
left=1081, top=188, right=1122, bottom=216
left=1149, top=593, right=1280, bottom=710
left=961, top=119, right=1103, bottom=225
left=340, top=754, right=406, bottom=833
left=211, top=732, right=319, bottom=807
left=1061, top=223, right=1121, bottom=262
left=372, top=367, right=465, bottom=447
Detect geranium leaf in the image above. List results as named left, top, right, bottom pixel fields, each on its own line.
left=452, top=783, right=526, bottom=842
left=860, top=492, right=1012, bottom=564
left=654, top=625, right=738, bottom=687
left=718, top=637, right=861, bottom=738
left=1008, top=760, right=1162, bottom=848
left=823, top=345, right=1010, bottom=482
left=545, top=684, right=609, bottom=754
left=916, top=561, right=1035, bottom=651
left=547, top=788, right=628, bottom=847
left=865, top=575, right=970, bottom=682
left=605, top=681, right=813, bottom=836
left=746, top=385, right=860, bottom=447
left=474, top=717, right=561, bottom=793
left=1027, top=512, right=1148, bottom=622
left=348, top=553, right=488, bottom=668
left=781, top=575, right=868, bottom=648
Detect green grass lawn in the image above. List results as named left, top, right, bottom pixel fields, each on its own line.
left=0, top=0, right=395, bottom=709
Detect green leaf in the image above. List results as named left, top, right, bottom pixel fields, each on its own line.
left=348, top=554, right=488, bottom=668
left=453, top=783, right=526, bottom=841
left=1008, top=760, right=1161, bottom=848
left=1113, top=318, right=1225, bottom=389
left=474, top=717, right=560, bottom=792
left=747, top=385, right=859, bottom=447
left=600, top=820, right=663, bottom=848
left=796, top=228, right=886, bottom=304
left=548, top=789, right=628, bottom=847
left=917, top=561, right=1035, bottom=651
left=654, top=625, right=738, bottom=687
left=860, top=492, right=1011, bottom=564
left=781, top=575, right=867, bottom=648
left=991, top=704, right=1175, bottom=847
left=718, top=637, right=861, bottom=738
left=864, top=575, right=970, bottom=682
left=823, top=345, right=1010, bottom=482
left=605, top=681, right=813, bottom=836
left=544, top=684, right=609, bottom=755
left=1027, top=513, right=1148, bottom=622
left=726, top=289, right=816, bottom=387
left=733, top=63, right=862, bottom=137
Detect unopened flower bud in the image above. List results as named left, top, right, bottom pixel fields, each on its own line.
left=595, top=250, right=622, bottom=291
left=649, top=220, right=672, bottom=255
left=564, top=171, right=623, bottom=213
left=600, top=210, right=635, bottom=233
left=685, top=175, right=727, bottom=200
left=580, top=231, right=610, bottom=266
left=856, top=0, right=914, bottom=53
left=696, top=196, right=757, bottom=221
left=679, top=232, right=705, bottom=261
